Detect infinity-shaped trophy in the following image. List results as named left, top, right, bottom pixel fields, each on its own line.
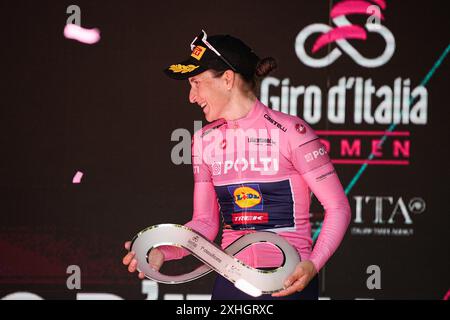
left=130, top=224, right=300, bottom=297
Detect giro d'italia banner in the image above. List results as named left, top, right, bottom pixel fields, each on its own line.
left=0, top=0, right=448, bottom=300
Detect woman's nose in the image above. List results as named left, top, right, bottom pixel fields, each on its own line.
left=189, top=87, right=197, bottom=104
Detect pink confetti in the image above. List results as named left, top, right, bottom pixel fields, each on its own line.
left=64, top=24, right=100, bottom=44
left=72, top=171, right=84, bottom=184
left=444, top=289, right=450, bottom=300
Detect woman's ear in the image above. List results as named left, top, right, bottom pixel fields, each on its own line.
left=223, top=70, right=235, bottom=90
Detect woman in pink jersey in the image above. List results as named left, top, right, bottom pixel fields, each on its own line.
left=123, top=30, right=351, bottom=300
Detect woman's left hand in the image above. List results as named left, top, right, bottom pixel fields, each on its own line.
left=271, top=260, right=317, bottom=297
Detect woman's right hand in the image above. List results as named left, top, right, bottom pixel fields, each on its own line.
left=122, top=241, right=165, bottom=279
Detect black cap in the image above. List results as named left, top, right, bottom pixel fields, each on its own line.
left=164, top=30, right=260, bottom=80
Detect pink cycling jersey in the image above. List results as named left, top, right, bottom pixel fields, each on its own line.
left=159, top=99, right=351, bottom=272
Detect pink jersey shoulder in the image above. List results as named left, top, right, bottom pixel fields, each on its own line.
left=263, top=106, right=319, bottom=150
left=193, top=119, right=227, bottom=141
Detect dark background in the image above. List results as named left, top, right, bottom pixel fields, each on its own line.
left=0, top=0, right=448, bottom=299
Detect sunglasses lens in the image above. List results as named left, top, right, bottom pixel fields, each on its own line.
left=191, top=31, right=205, bottom=50
left=190, top=30, right=237, bottom=71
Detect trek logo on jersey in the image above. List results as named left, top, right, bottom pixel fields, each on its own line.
left=228, top=184, right=264, bottom=211
left=232, top=213, right=268, bottom=225
left=305, top=146, right=328, bottom=162
left=191, top=45, right=206, bottom=60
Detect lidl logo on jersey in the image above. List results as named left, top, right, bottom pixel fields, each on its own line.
left=228, top=184, right=264, bottom=211
left=234, top=186, right=261, bottom=209
left=216, top=180, right=294, bottom=231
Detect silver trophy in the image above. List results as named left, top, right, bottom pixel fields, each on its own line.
left=130, top=224, right=300, bottom=297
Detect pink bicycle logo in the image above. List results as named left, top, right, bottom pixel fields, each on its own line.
left=295, top=0, right=395, bottom=68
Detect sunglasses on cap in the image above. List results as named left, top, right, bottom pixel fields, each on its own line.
left=190, top=29, right=237, bottom=72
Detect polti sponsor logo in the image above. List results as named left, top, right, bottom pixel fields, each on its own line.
left=171, top=121, right=280, bottom=173
left=198, top=126, right=281, bottom=176
left=305, top=146, right=328, bottom=163
left=232, top=213, right=269, bottom=225
left=211, top=158, right=279, bottom=176
left=260, top=0, right=428, bottom=167
left=351, top=195, right=426, bottom=237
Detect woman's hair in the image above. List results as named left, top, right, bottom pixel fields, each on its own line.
left=211, top=57, right=278, bottom=96
left=248, top=57, right=278, bottom=94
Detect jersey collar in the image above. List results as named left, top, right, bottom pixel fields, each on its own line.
left=225, top=99, right=264, bottom=129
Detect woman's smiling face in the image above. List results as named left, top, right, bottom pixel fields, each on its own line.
left=188, top=70, right=230, bottom=122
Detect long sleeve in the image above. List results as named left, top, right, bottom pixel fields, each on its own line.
left=157, top=181, right=220, bottom=261
left=289, top=121, right=351, bottom=272
left=158, top=132, right=220, bottom=261
left=300, top=160, right=351, bottom=272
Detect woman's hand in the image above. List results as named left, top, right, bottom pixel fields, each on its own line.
left=122, top=241, right=165, bottom=279
left=271, top=260, right=317, bottom=297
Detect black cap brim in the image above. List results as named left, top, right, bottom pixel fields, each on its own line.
left=163, top=58, right=208, bottom=80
